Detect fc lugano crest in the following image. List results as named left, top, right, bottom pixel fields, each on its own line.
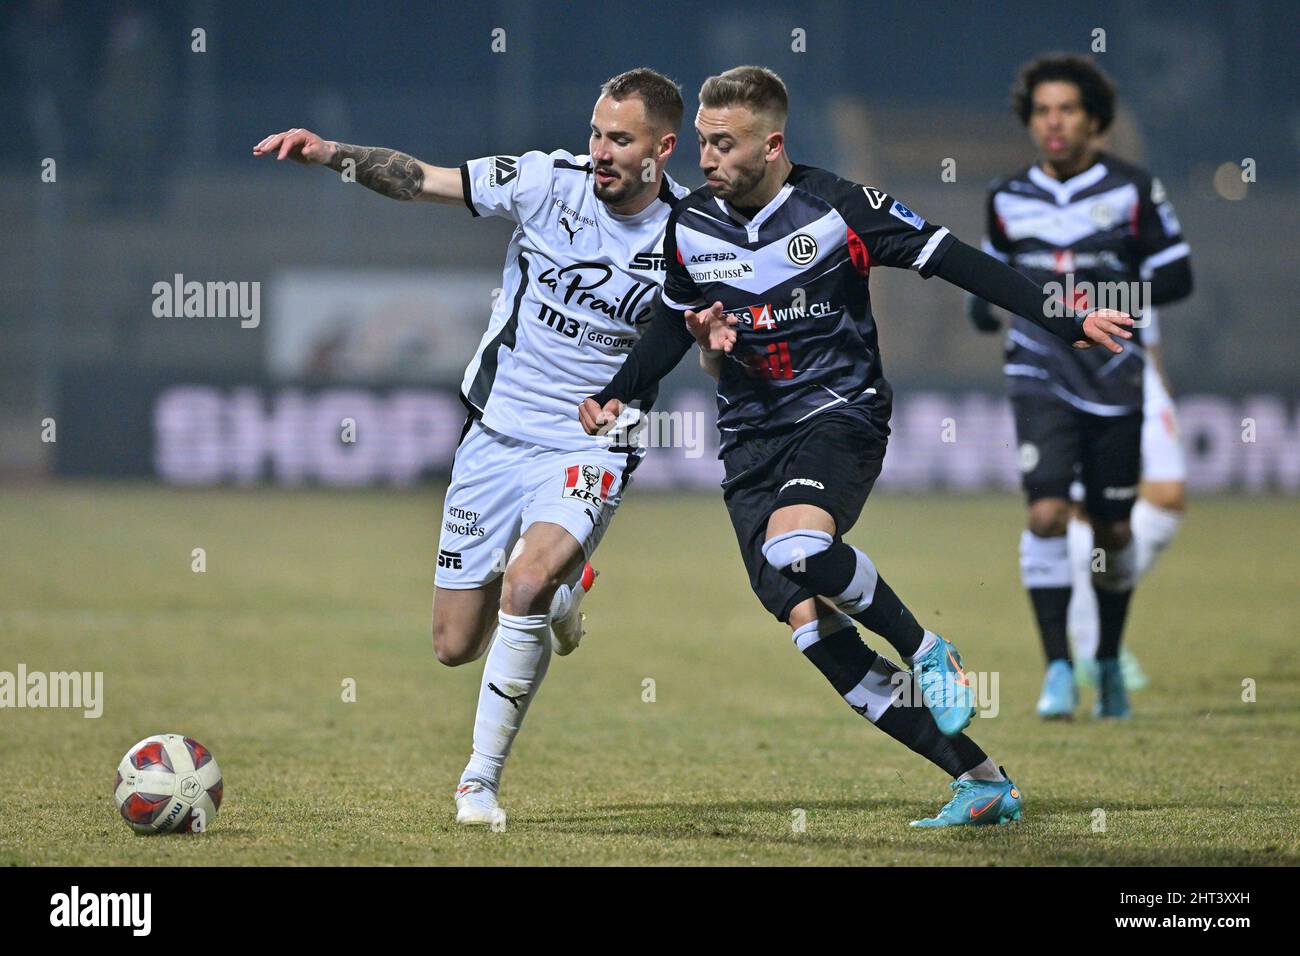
left=787, top=233, right=818, bottom=265
left=563, top=464, right=616, bottom=508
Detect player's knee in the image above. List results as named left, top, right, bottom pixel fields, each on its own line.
left=1142, top=484, right=1186, bottom=513
left=785, top=599, right=819, bottom=630
left=1092, top=519, right=1131, bottom=552
left=1027, top=500, right=1070, bottom=538
left=764, top=530, right=871, bottom=612
left=431, top=622, right=478, bottom=667
left=1089, top=520, right=1136, bottom=591
left=762, top=529, right=833, bottom=574
left=500, top=562, right=560, bottom=616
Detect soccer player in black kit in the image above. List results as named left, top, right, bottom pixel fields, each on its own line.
left=968, top=55, right=1193, bottom=721
left=579, top=66, right=1135, bottom=827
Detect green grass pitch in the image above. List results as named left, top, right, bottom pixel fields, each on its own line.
left=1, top=485, right=1297, bottom=865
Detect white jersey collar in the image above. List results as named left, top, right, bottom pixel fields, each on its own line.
left=717, top=183, right=794, bottom=242
left=602, top=174, right=681, bottom=224
left=1028, top=161, right=1109, bottom=205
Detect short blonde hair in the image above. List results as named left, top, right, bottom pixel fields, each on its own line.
left=698, top=66, right=788, bottom=125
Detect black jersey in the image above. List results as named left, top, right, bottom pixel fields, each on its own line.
left=656, top=165, right=955, bottom=450
left=985, top=152, right=1191, bottom=415
left=593, top=164, right=1089, bottom=453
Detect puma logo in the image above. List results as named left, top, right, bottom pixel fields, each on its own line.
left=488, top=682, right=527, bottom=709
left=560, top=216, right=582, bottom=244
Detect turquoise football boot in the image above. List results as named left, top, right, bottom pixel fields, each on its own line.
left=910, top=768, right=1023, bottom=828
left=1094, top=658, right=1131, bottom=719
left=910, top=634, right=976, bottom=736
left=1120, top=648, right=1149, bottom=691
left=1075, top=648, right=1148, bottom=692
left=1037, top=659, right=1077, bottom=719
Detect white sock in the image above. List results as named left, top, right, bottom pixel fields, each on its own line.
left=908, top=629, right=938, bottom=664
left=1066, top=518, right=1100, bottom=659
left=460, top=611, right=552, bottom=792
left=958, top=758, right=1005, bottom=783
left=1131, top=498, right=1183, bottom=580
left=1019, top=530, right=1072, bottom=589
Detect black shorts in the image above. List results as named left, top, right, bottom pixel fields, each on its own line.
left=1012, top=395, right=1142, bottom=522
left=721, top=409, right=889, bottom=622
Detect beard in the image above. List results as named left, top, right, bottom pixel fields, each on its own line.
left=707, top=160, right=766, bottom=205
left=593, top=167, right=636, bottom=205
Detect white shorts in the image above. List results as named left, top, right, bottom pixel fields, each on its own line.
left=434, top=420, right=635, bottom=589
left=1141, top=360, right=1186, bottom=483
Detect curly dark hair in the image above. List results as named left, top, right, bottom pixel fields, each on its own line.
left=1011, top=53, right=1116, bottom=133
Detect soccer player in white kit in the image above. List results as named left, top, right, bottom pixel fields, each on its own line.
left=254, top=68, right=689, bottom=826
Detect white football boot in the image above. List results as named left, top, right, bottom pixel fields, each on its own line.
left=455, top=780, right=506, bottom=828
left=550, top=562, right=598, bottom=657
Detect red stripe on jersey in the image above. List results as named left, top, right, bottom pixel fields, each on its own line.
left=846, top=225, right=871, bottom=276
left=676, top=247, right=684, bottom=265
left=600, top=469, right=615, bottom=499
left=565, top=464, right=579, bottom=488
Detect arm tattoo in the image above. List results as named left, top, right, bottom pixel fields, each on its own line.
left=327, top=143, right=425, bottom=200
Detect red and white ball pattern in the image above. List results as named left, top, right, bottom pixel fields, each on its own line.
left=113, top=734, right=223, bottom=834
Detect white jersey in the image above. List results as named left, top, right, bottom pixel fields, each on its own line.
left=458, top=149, right=689, bottom=450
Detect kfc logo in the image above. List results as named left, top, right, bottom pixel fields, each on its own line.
left=562, top=464, right=616, bottom=508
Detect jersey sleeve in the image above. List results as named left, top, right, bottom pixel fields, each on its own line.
left=459, top=150, right=553, bottom=224
left=840, top=185, right=957, bottom=277
left=982, top=186, right=1013, bottom=263
left=660, top=209, right=708, bottom=312
left=590, top=292, right=696, bottom=405
left=1135, top=174, right=1189, bottom=277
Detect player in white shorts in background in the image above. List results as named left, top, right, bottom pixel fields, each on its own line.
left=1067, top=305, right=1187, bottom=687
left=254, top=68, right=689, bottom=827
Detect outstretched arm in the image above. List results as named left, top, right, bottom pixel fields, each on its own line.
left=252, top=128, right=464, bottom=203
left=933, top=239, right=1133, bottom=353
left=843, top=185, right=1132, bottom=351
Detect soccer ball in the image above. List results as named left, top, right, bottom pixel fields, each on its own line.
left=113, top=734, right=223, bottom=834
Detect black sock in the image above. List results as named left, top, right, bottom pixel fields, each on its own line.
left=852, top=576, right=925, bottom=659
left=1095, top=588, right=1133, bottom=660
left=874, top=700, right=989, bottom=778
left=778, top=541, right=925, bottom=660
left=799, top=626, right=986, bottom=777
left=1028, top=586, right=1072, bottom=663
left=799, top=625, right=877, bottom=694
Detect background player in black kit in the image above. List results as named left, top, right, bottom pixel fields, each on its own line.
left=579, top=66, right=1134, bottom=827
left=968, top=55, right=1193, bottom=721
